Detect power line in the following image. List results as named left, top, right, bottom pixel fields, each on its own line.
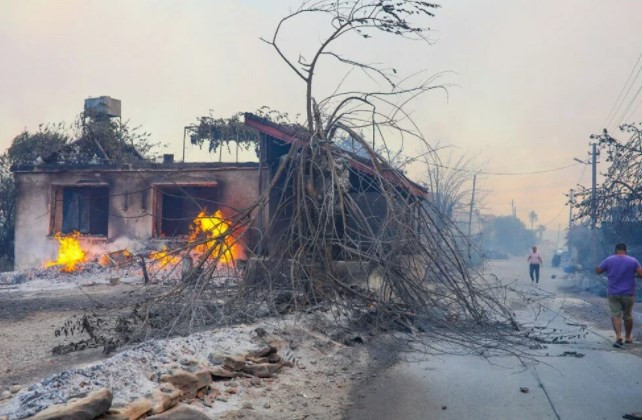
left=619, top=83, right=642, bottom=124
left=616, top=82, right=642, bottom=127
left=539, top=163, right=587, bottom=228
left=623, top=95, right=642, bottom=123
left=541, top=206, right=565, bottom=228
left=604, top=53, right=642, bottom=129
left=430, top=162, right=580, bottom=177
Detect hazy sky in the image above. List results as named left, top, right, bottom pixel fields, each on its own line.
left=1, top=0, right=642, bottom=235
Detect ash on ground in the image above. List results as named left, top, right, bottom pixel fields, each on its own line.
left=0, top=316, right=368, bottom=420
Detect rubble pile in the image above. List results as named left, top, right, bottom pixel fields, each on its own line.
left=0, top=325, right=305, bottom=420
left=13, top=344, right=291, bottom=420
left=0, top=263, right=141, bottom=289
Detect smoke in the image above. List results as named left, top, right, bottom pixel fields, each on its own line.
left=86, top=236, right=145, bottom=261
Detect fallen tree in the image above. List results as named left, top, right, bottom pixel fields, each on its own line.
left=56, top=0, right=526, bottom=356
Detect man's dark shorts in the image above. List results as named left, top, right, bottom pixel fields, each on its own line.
left=608, top=295, right=635, bottom=320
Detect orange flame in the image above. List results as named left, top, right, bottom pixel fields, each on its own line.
left=150, top=245, right=181, bottom=267
left=45, top=231, right=87, bottom=272
left=189, top=210, right=244, bottom=265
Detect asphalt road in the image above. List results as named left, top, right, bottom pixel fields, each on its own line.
left=346, top=258, right=642, bottom=420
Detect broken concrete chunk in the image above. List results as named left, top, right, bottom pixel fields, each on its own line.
left=249, top=346, right=277, bottom=358
left=242, top=365, right=272, bottom=378
left=30, top=388, right=113, bottom=420
left=209, top=366, right=242, bottom=379
left=223, top=355, right=246, bottom=371
left=147, top=404, right=212, bottom=420
left=151, top=384, right=183, bottom=414
left=242, top=363, right=282, bottom=378
left=195, top=369, right=212, bottom=390
left=107, top=398, right=153, bottom=420
left=520, top=387, right=529, bottom=393
left=246, top=356, right=269, bottom=364
left=10, top=384, right=22, bottom=394
left=160, top=369, right=200, bottom=399
left=207, top=353, right=225, bottom=366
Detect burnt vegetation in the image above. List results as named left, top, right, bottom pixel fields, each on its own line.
left=572, top=123, right=642, bottom=263
left=0, top=115, right=158, bottom=270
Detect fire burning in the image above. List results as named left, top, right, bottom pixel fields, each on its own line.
left=149, top=210, right=243, bottom=270
left=44, top=211, right=244, bottom=273
left=149, top=245, right=181, bottom=267
left=45, top=231, right=87, bottom=272
left=189, top=210, right=244, bottom=265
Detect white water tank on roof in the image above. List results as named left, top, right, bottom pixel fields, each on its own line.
left=84, top=96, right=121, bottom=118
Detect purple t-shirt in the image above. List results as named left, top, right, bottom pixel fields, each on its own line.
left=598, top=255, right=641, bottom=296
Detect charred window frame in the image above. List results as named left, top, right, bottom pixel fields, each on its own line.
left=152, top=183, right=219, bottom=237
left=51, top=185, right=110, bottom=236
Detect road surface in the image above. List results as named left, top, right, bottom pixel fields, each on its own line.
left=347, top=257, right=642, bottom=420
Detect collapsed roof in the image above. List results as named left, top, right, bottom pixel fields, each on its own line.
left=243, top=113, right=428, bottom=197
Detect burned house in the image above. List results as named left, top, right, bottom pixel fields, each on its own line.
left=12, top=113, right=426, bottom=269
left=12, top=160, right=260, bottom=269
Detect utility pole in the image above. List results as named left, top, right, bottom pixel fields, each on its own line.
left=182, top=127, right=187, bottom=162
left=511, top=199, right=516, bottom=218
left=590, top=143, right=599, bottom=265
left=566, top=188, right=575, bottom=263
left=568, top=188, right=574, bottom=232
left=467, top=174, right=477, bottom=260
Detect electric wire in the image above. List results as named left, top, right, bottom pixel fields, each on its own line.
left=602, top=54, right=642, bottom=128
left=622, top=88, right=642, bottom=123
left=429, top=162, right=580, bottom=177
left=604, top=53, right=642, bottom=130
left=614, top=83, right=642, bottom=130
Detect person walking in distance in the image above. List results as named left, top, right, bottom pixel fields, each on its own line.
left=595, top=243, right=642, bottom=348
left=527, top=246, right=543, bottom=283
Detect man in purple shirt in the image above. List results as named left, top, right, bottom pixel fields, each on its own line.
left=595, top=243, right=642, bottom=347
